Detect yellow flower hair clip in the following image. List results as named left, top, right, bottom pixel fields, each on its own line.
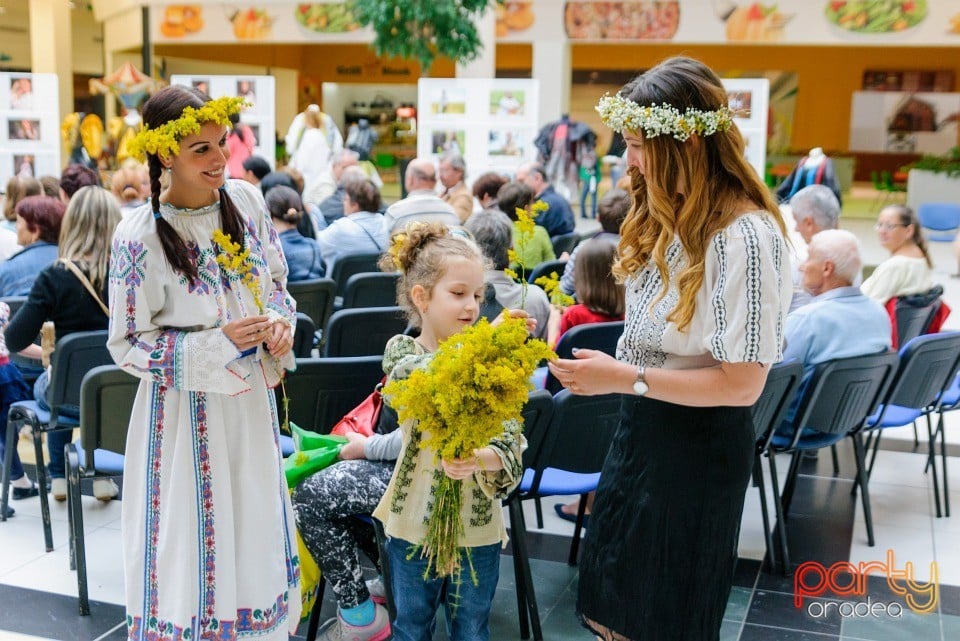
left=388, top=232, right=408, bottom=272
left=127, top=95, right=247, bottom=162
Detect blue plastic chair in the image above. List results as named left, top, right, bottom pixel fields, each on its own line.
left=770, top=351, right=899, bottom=560
left=516, top=389, right=622, bottom=567
left=858, top=333, right=960, bottom=519
left=917, top=202, right=960, bottom=242
left=1, top=331, right=112, bottom=551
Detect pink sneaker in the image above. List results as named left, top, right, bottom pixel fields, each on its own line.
left=316, top=603, right=391, bottom=641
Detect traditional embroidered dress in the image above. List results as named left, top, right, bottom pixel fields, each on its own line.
left=108, top=179, right=301, bottom=641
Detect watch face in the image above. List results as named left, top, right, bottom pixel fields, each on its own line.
left=633, top=380, right=649, bottom=396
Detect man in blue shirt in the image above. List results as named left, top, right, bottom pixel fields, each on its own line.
left=778, top=229, right=892, bottom=432
left=516, top=162, right=575, bottom=237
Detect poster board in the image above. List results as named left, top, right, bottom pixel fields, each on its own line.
left=417, top=78, right=539, bottom=182
left=849, top=91, right=960, bottom=155
left=0, top=73, right=62, bottom=185
left=170, top=74, right=277, bottom=172
left=721, top=78, right=769, bottom=182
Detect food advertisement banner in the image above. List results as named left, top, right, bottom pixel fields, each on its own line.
left=152, top=1, right=960, bottom=46
left=152, top=3, right=373, bottom=43
left=0, top=73, right=62, bottom=186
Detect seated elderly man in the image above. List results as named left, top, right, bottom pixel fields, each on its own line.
left=786, top=185, right=841, bottom=311
left=464, top=209, right=552, bottom=341
left=382, top=158, right=460, bottom=236
left=777, top=229, right=891, bottom=433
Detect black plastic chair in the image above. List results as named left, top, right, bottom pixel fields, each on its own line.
left=287, top=278, right=336, bottom=335
left=65, top=365, right=138, bottom=615
left=526, top=259, right=568, bottom=285
left=859, top=332, right=960, bottom=519
left=544, top=321, right=624, bottom=395
left=340, top=272, right=400, bottom=310
left=502, top=389, right=554, bottom=641
left=769, top=351, right=899, bottom=563
left=550, top=232, right=580, bottom=257
left=293, top=312, right=317, bottom=358
left=329, top=253, right=382, bottom=299
left=278, top=356, right=385, bottom=435
left=512, top=389, right=621, bottom=641
left=516, top=390, right=621, bottom=572
left=322, top=307, right=408, bottom=358
left=1, top=330, right=112, bottom=550
left=893, top=285, right=943, bottom=349
left=750, top=359, right=803, bottom=576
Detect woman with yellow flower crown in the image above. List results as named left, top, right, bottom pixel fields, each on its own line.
left=107, top=85, right=300, bottom=640
left=547, top=57, right=791, bottom=641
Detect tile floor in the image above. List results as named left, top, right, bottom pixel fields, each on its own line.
left=1, top=218, right=960, bottom=641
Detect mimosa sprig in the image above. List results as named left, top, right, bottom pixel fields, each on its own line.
left=212, top=229, right=290, bottom=434
left=534, top=272, right=575, bottom=310
left=383, top=317, right=554, bottom=587
left=503, top=199, right=548, bottom=306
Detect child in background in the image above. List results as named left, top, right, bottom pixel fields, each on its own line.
left=548, top=237, right=625, bottom=347
left=0, top=301, right=39, bottom=518
left=373, top=222, right=528, bottom=641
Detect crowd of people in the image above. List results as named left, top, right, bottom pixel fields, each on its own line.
left=0, top=55, right=952, bottom=641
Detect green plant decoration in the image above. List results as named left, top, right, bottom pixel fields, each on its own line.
left=908, top=146, right=960, bottom=179
left=349, top=0, right=502, bottom=73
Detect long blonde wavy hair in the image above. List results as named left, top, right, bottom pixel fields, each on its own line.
left=59, top=185, right=122, bottom=292
left=612, top=57, right=786, bottom=332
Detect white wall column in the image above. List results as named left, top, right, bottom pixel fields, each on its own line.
left=533, top=39, right=570, bottom=127
left=455, top=9, right=496, bottom=79
left=29, top=0, right=73, bottom=119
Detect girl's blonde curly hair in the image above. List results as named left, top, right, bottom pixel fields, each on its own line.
left=379, top=222, right=485, bottom=328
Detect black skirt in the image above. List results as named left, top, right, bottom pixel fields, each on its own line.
left=577, top=396, right=755, bottom=641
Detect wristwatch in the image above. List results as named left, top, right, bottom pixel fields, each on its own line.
left=632, top=366, right=649, bottom=396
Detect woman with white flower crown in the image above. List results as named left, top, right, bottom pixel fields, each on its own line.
left=108, top=85, right=300, bottom=640
left=547, top=57, right=791, bottom=641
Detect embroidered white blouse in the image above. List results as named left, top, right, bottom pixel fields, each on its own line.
left=617, top=212, right=791, bottom=370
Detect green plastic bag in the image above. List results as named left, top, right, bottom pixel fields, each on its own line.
left=284, top=422, right=347, bottom=488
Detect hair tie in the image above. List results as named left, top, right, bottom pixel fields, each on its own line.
left=287, top=208, right=297, bottom=217
left=153, top=210, right=162, bottom=220
left=218, top=185, right=226, bottom=193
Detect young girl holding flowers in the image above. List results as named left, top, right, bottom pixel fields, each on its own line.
left=373, top=222, right=531, bottom=641
left=108, top=85, right=299, bottom=639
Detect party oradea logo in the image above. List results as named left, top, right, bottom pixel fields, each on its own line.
left=794, top=550, right=937, bottom=619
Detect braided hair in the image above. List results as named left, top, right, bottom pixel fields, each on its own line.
left=141, top=85, right=246, bottom=283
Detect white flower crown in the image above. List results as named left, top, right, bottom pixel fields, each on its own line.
left=596, top=93, right=734, bottom=142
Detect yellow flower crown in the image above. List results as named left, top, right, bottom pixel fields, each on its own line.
left=596, top=93, right=734, bottom=142
left=126, top=95, right=247, bottom=162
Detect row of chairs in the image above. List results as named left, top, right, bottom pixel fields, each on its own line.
left=288, top=270, right=399, bottom=335
left=752, top=332, right=960, bottom=575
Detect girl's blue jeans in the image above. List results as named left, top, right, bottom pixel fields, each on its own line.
left=385, top=536, right=500, bottom=641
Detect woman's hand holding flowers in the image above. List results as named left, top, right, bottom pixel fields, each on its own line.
left=223, top=315, right=274, bottom=351
left=264, top=320, right=293, bottom=358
